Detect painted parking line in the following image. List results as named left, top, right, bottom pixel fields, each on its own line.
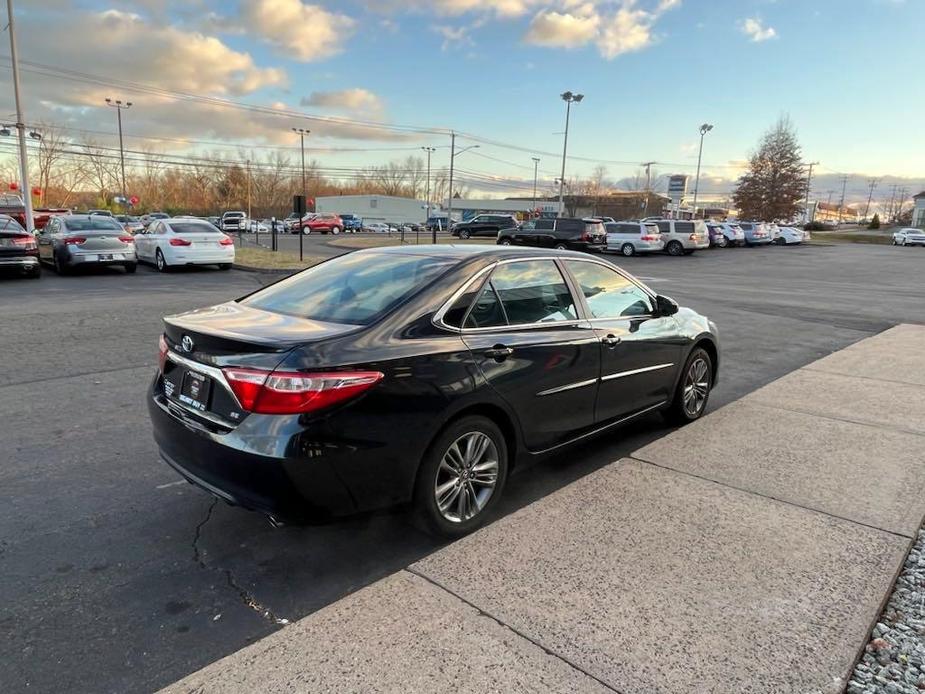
left=156, top=480, right=186, bottom=490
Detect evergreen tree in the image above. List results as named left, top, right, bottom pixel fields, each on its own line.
left=868, top=213, right=880, bottom=229
left=732, top=116, right=806, bottom=221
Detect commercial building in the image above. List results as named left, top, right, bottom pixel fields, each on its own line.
left=314, top=195, right=429, bottom=225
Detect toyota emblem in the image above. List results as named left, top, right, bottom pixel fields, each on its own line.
left=181, top=335, right=194, bottom=353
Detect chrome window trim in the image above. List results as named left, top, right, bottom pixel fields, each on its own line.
left=536, top=378, right=598, bottom=397
left=433, top=256, right=587, bottom=334
left=600, top=362, right=674, bottom=382
left=166, top=350, right=242, bottom=408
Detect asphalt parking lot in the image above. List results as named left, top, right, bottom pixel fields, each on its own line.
left=2, top=242, right=924, bottom=693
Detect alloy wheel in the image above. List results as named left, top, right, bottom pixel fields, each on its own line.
left=621, top=243, right=635, bottom=257
left=667, top=241, right=683, bottom=256
left=434, top=432, right=499, bottom=523
left=683, top=357, right=710, bottom=417
left=156, top=250, right=166, bottom=272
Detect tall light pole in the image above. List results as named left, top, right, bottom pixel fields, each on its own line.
left=557, top=91, right=583, bottom=218
left=864, top=177, right=879, bottom=221
left=838, top=174, right=849, bottom=225
left=804, top=161, right=819, bottom=223
left=7, top=0, right=34, bottom=231
left=292, top=127, right=309, bottom=205
left=422, top=146, right=435, bottom=232
left=691, top=123, right=713, bottom=219
left=531, top=157, right=540, bottom=217
left=642, top=161, right=656, bottom=216
left=444, top=133, right=479, bottom=243
left=105, top=98, right=132, bottom=207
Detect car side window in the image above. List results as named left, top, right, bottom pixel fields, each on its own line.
left=656, top=221, right=670, bottom=233
left=564, top=261, right=654, bottom=319
left=676, top=222, right=695, bottom=234
left=486, top=260, right=577, bottom=326
left=464, top=281, right=506, bottom=328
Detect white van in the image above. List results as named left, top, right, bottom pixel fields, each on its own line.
left=604, top=221, right=664, bottom=256
left=653, top=219, right=711, bottom=255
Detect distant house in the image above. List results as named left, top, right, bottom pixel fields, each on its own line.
left=913, top=192, right=925, bottom=228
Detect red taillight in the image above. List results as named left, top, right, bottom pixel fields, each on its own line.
left=223, top=368, right=384, bottom=415
left=63, top=236, right=86, bottom=245
left=219, top=236, right=234, bottom=246
left=581, top=231, right=591, bottom=241
left=169, top=237, right=192, bottom=246
left=640, top=235, right=659, bottom=241
left=11, top=236, right=37, bottom=250
left=689, top=233, right=698, bottom=241
left=158, top=334, right=168, bottom=373
left=119, top=236, right=134, bottom=243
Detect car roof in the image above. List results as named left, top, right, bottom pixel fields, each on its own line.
left=353, top=244, right=595, bottom=261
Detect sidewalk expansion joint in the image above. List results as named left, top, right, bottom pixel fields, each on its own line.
left=802, top=365, right=925, bottom=390
left=0, top=362, right=155, bottom=390
left=741, top=400, right=925, bottom=440
left=191, top=499, right=290, bottom=627
left=627, top=456, right=914, bottom=541
left=405, top=567, right=623, bottom=694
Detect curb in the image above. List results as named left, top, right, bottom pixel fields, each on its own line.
left=231, top=263, right=299, bottom=275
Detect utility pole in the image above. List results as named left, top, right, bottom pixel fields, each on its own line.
left=422, top=146, right=435, bottom=233
left=804, top=161, right=819, bottom=224
left=863, top=178, right=879, bottom=221
left=446, top=132, right=456, bottom=243
left=691, top=124, right=713, bottom=219
left=7, top=0, right=33, bottom=231
left=531, top=157, right=540, bottom=217
left=246, top=158, right=252, bottom=225
left=292, top=127, right=309, bottom=204
left=837, top=175, right=848, bottom=225
left=557, top=91, right=583, bottom=218
left=642, top=161, right=656, bottom=216
left=887, top=184, right=897, bottom=222
left=105, top=98, right=132, bottom=208
left=896, top=187, right=907, bottom=222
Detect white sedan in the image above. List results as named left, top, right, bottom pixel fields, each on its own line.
left=364, top=222, right=393, bottom=234
left=892, top=228, right=925, bottom=246
left=772, top=226, right=805, bottom=245
left=134, top=217, right=235, bottom=272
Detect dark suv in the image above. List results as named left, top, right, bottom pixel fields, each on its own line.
left=497, top=218, right=606, bottom=252
left=452, top=214, right=519, bottom=239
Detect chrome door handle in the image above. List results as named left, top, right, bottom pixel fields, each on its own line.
left=602, top=334, right=622, bottom=347
left=485, top=345, right=514, bottom=360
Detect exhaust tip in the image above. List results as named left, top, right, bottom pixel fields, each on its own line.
left=267, top=515, right=286, bottom=528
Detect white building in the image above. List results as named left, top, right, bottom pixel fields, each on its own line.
left=314, top=195, right=429, bottom=225
left=443, top=198, right=558, bottom=221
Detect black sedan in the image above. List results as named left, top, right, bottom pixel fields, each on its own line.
left=148, top=246, right=719, bottom=536
left=0, top=214, right=41, bottom=279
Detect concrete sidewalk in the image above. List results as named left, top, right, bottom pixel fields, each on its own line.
left=163, top=324, right=925, bottom=694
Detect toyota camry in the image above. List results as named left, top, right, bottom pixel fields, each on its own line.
left=148, top=246, right=719, bottom=537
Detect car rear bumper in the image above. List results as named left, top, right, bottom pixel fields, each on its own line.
left=167, top=251, right=235, bottom=265
left=67, top=250, right=136, bottom=264
left=0, top=255, right=39, bottom=267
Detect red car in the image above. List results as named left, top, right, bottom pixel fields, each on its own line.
left=300, top=214, right=344, bottom=235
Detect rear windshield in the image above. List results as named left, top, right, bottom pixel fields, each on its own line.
left=64, top=217, right=123, bottom=231
left=241, top=252, right=457, bottom=326
left=170, top=222, right=220, bottom=235
left=0, top=216, right=25, bottom=232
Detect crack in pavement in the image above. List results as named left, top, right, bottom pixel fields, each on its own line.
left=191, top=500, right=290, bottom=627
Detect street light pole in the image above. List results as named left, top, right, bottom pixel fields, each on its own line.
left=422, top=146, right=435, bottom=236
left=444, top=134, right=479, bottom=243
left=6, top=0, right=33, bottom=231
left=105, top=98, right=132, bottom=207
left=531, top=157, right=540, bottom=217
left=642, top=161, right=656, bottom=216
left=557, top=91, right=583, bottom=218
left=292, top=127, right=309, bottom=202
left=805, top=161, right=819, bottom=223
left=691, top=123, right=713, bottom=219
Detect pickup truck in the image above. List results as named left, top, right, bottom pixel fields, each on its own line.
left=0, top=193, right=70, bottom=231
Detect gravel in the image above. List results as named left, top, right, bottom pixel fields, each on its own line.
left=849, top=530, right=925, bottom=693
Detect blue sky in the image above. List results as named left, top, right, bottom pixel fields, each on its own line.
left=5, top=0, right=924, bottom=203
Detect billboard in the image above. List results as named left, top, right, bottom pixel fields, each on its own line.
left=667, top=175, right=688, bottom=203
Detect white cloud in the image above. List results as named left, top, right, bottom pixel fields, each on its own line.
left=433, top=23, right=476, bottom=50
left=525, top=10, right=600, bottom=48
left=740, top=17, right=777, bottom=42
left=366, top=0, right=541, bottom=18
left=241, top=0, right=356, bottom=61
left=301, top=89, right=384, bottom=113
left=523, top=1, right=680, bottom=59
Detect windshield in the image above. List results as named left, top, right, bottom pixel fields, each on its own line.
left=0, top=216, right=25, bottom=232
left=63, top=217, right=124, bottom=231
left=170, top=222, right=221, bottom=235
left=241, top=252, right=457, bottom=326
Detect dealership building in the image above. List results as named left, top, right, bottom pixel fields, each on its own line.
left=314, top=195, right=429, bottom=225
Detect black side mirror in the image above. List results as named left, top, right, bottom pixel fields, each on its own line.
left=655, top=294, right=679, bottom=317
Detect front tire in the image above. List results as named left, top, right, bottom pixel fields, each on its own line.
left=666, top=240, right=683, bottom=256
left=331, top=226, right=341, bottom=235
left=664, top=347, right=713, bottom=425
left=302, top=227, right=311, bottom=235
left=499, top=238, right=512, bottom=246
left=717, top=236, right=729, bottom=248
left=620, top=243, right=635, bottom=257
left=413, top=415, right=508, bottom=538
left=459, top=229, right=471, bottom=240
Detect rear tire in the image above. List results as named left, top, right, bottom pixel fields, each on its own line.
left=155, top=249, right=169, bottom=273
left=53, top=252, right=69, bottom=275
left=413, top=415, right=508, bottom=539
left=554, top=242, right=568, bottom=250
left=717, top=236, right=728, bottom=248
left=620, top=243, right=635, bottom=257
left=124, top=263, right=137, bottom=274
left=664, top=347, right=713, bottom=425
left=302, top=227, right=311, bottom=235
left=666, top=240, right=683, bottom=256
left=27, top=264, right=41, bottom=279
left=219, top=263, right=232, bottom=271
left=331, top=226, right=341, bottom=235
